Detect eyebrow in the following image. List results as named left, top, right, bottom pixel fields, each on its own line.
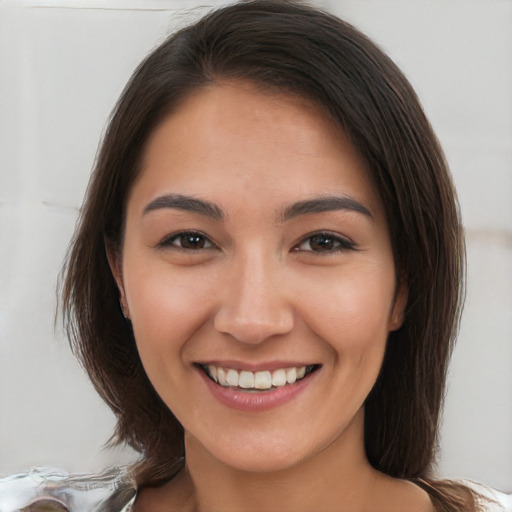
left=282, top=195, right=373, bottom=221
left=142, top=193, right=372, bottom=223
left=143, top=193, right=224, bottom=220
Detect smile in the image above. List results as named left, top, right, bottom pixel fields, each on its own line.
left=200, top=364, right=317, bottom=391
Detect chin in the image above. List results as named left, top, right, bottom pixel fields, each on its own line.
left=187, top=428, right=314, bottom=474
left=216, top=447, right=308, bottom=474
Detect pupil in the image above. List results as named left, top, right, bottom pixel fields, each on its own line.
left=183, top=234, right=204, bottom=249
left=311, top=235, right=333, bottom=251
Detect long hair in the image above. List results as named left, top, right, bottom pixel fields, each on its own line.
left=61, top=1, right=471, bottom=508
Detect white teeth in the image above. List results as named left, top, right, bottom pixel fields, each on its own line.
left=205, top=365, right=312, bottom=390
left=217, top=367, right=228, bottom=386
left=226, top=369, right=239, bottom=387
left=238, top=371, right=255, bottom=389
left=286, top=367, right=297, bottom=384
left=208, top=365, right=217, bottom=381
left=271, top=369, right=287, bottom=387
left=254, top=371, right=272, bottom=389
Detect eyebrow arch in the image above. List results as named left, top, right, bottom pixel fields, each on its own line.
left=143, top=193, right=224, bottom=221
left=282, top=195, right=373, bottom=221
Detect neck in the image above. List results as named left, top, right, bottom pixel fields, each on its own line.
left=138, top=409, right=434, bottom=512
left=183, top=409, right=384, bottom=512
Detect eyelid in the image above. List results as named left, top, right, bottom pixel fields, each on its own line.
left=292, top=231, right=357, bottom=252
left=158, top=230, right=217, bottom=250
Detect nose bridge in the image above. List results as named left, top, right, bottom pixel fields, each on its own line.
left=214, top=245, right=294, bottom=344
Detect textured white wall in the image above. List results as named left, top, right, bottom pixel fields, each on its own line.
left=1, top=0, right=511, bottom=492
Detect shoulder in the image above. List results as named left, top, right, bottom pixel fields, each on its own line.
left=0, top=466, right=137, bottom=511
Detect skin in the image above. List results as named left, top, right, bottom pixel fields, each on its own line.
left=110, top=82, right=432, bottom=512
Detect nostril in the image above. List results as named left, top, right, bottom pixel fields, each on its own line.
left=213, top=318, right=294, bottom=345
left=213, top=302, right=294, bottom=345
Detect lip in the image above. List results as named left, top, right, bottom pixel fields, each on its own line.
left=196, top=360, right=316, bottom=372
left=195, top=363, right=320, bottom=412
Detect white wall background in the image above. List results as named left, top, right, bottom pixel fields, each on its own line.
left=1, top=0, right=511, bottom=492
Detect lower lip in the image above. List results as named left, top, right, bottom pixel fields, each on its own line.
left=197, top=367, right=318, bottom=412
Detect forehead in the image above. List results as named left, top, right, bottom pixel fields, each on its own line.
left=129, top=82, right=382, bottom=218
left=143, top=82, right=344, bottom=163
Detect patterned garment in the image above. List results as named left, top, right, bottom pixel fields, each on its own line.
left=0, top=466, right=136, bottom=511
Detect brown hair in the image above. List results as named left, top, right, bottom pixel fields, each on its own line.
left=61, top=1, right=473, bottom=509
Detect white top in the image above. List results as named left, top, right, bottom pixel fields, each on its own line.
left=469, top=482, right=512, bottom=511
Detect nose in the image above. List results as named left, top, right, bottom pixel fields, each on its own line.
left=213, top=251, right=294, bottom=345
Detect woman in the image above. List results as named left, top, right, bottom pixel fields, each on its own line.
left=57, top=1, right=507, bottom=511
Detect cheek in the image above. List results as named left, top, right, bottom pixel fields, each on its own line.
left=124, top=261, right=217, bottom=357
left=302, top=267, right=396, bottom=350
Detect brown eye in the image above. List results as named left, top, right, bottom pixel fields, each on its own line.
left=294, top=232, right=355, bottom=253
left=309, top=234, right=336, bottom=251
left=181, top=233, right=207, bottom=249
left=161, top=232, right=215, bottom=250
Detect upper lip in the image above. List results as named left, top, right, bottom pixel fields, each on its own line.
left=196, top=360, right=320, bottom=372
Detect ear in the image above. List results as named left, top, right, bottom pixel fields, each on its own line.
left=106, top=242, right=130, bottom=319
left=388, top=278, right=408, bottom=331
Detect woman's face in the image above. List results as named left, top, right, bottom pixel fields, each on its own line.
left=114, top=83, right=406, bottom=472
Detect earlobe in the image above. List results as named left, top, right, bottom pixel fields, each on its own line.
left=389, top=280, right=408, bottom=331
left=106, top=243, right=130, bottom=319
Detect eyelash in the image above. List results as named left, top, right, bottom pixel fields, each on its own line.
left=159, top=231, right=356, bottom=253
left=159, top=231, right=217, bottom=251
left=293, top=232, right=356, bottom=253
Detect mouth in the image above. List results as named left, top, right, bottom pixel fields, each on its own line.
left=197, top=363, right=320, bottom=392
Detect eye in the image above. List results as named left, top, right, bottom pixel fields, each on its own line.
left=160, top=231, right=216, bottom=250
left=293, top=232, right=356, bottom=253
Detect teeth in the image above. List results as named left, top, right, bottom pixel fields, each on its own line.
left=208, top=365, right=217, bottom=381
left=217, top=367, right=228, bottom=386
left=254, top=371, right=272, bottom=389
left=272, top=369, right=287, bottom=387
left=238, top=371, right=255, bottom=389
left=286, top=367, right=297, bottom=384
left=226, top=369, right=239, bottom=387
left=204, top=365, right=313, bottom=391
